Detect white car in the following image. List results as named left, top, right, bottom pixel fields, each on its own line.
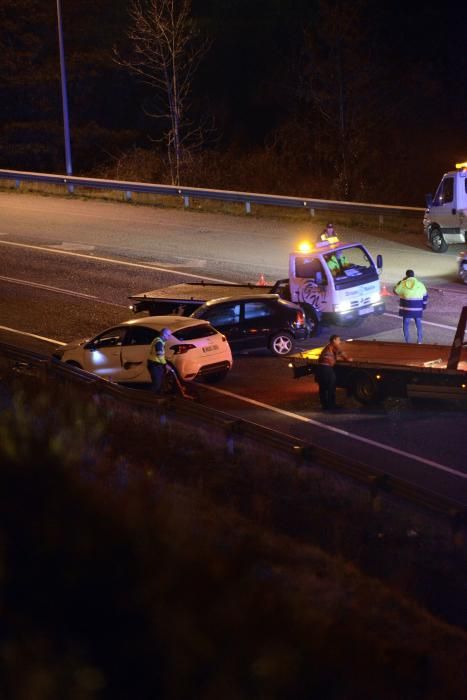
left=52, top=316, right=233, bottom=384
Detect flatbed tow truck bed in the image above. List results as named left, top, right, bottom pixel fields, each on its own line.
left=129, top=282, right=273, bottom=315
left=289, top=308, right=467, bottom=404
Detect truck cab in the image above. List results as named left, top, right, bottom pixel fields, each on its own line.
left=285, top=237, right=384, bottom=326
left=424, top=163, right=467, bottom=252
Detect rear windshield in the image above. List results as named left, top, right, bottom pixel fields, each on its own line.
left=172, top=324, right=217, bottom=341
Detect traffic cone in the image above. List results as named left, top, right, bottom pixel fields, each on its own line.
left=257, top=273, right=266, bottom=286
left=381, top=284, right=394, bottom=297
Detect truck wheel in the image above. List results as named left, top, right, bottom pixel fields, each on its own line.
left=430, top=227, right=448, bottom=253
left=269, top=332, right=294, bottom=356
left=352, top=372, right=383, bottom=405
left=302, top=305, right=320, bottom=337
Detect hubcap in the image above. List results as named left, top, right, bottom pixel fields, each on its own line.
left=273, top=335, right=292, bottom=354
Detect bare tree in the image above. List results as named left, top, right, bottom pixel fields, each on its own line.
left=116, top=0, right=208, bottom=185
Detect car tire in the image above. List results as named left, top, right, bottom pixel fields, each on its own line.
left=430, top=227, right=448, bottom=253
left=269, top=331, right=294, bottom=356
left=203, top=370, right=229, bottom=384
left=351, top=371, right=383, bottom=405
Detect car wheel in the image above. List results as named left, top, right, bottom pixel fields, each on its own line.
left=269, top=332, right=294, bottom=356
left=351, top=371, right=383, bottom=405
left=203, top=370, right=229, bottom=384
left=430, top=227, right=448, bottom=253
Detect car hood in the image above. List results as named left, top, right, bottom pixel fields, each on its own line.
left=55, top=337, right=89, bottom=353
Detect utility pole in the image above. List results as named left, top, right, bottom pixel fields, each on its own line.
left=56, top=0, right=73, bottom=183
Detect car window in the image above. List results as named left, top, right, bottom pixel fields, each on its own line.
left=244, top=301, right=273, bottom=320
left=199, top=303, right=241, bottom=326
left=91, top=326, right=127, bottom=348
left=172, top=324, right=218, bottom=341
left=124, top=326, right=159, bottom=346
left=295, top=257, right=325, bottom=279
left=324, top=246, right=373, bottom=279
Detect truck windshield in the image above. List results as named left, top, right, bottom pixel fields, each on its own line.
left=324, top=246, right=375, bottom=282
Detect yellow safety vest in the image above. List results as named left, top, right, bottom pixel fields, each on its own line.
left=148, top=336, right=167, bottom=364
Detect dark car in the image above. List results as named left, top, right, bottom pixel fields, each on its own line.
left=190, top=293, right=308, bottom=355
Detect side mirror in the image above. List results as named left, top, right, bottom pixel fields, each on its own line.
left=376, top=254, right=383, bottom=271
left=315, top=271, right=323, bottom=285
left=425, top=193, right=433, bottom=208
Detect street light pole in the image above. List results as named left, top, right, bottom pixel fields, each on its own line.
left=56, top=0, right=73, bottom=178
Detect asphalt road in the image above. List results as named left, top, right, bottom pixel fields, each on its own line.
left=1, top=190, right=466, bottom=505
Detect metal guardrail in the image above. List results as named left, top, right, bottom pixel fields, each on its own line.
left=1, top=341, right=465, bottom=540
left=0, top=168, right=424, bottom=220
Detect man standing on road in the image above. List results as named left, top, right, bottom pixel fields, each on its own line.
left=147, top=328, right=171, bottom=394
left=393, top=269, right=428, bottom=344
left=316, top=334, right=352, bottom=410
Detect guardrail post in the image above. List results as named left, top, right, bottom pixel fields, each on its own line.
left=245, top=201, right=251, bottom=215
left=451, top=510, right=467, bottom=550
left=369, top=474, right=390, bottom=513
left=15, top=179, right=20, bottom=189
left=184, top=196, right=190, bottom=208
left=225, top=419, right=244, bottom=457
left=64, top=179, right=74, bottom=195
left=125, top=191, right=132, bottom=202
left=309, top=208, right=315, bottom=217
left=378, top=215, right=384, bottom=227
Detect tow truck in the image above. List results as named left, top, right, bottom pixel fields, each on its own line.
left=424, top=161, right=467, bottom=252
left=289, top=307, right=467, bottom=404
left=129, top=236, right=385, bottom=335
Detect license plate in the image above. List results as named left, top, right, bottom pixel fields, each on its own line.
left=202, top=345, right=218, bottom=353
left=358, top=306, right=373, bottom=316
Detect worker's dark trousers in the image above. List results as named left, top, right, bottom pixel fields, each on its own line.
left=316, top=364, right=336, bottom=409
left=148, top=361, right=165, bottom=394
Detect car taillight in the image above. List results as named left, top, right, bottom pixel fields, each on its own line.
left=295, top=310, right=305, bottom=326
left=171, top=344, right=196, bottom=354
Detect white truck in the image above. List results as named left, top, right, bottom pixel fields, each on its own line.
left=129, top=236, right=385, bottom=335
left=424, top=162, right=467, bottom=252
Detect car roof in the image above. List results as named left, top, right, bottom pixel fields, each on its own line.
left=203, top=293, right=280, bottom=306
left=122, top=315, right=210, bottom=330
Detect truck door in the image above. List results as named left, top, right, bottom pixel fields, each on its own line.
left=290, top=255, right=329, bottom=312
left=431, top=175, right=459, bottom=232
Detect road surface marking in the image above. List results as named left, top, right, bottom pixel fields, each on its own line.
left=0, top=326, right=66, bottom=345
left=383, top=312, right=456, bottom=331
left=202, top=385, right=467, bottom=480
left=49, top=242, right=96, bottom=251
left=0, top=274, right=126, bottom=307
left=0, top=239, right=235, bottom=284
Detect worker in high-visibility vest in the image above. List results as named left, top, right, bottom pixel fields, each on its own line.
left=147, top=328, right=171, bottom=393
left=393, top=269, right=428, bottom=344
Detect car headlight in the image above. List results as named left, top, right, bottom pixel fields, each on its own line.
left=370, top=292, right=381, bottom=304
left=334, top=301, right=352, bottom=313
